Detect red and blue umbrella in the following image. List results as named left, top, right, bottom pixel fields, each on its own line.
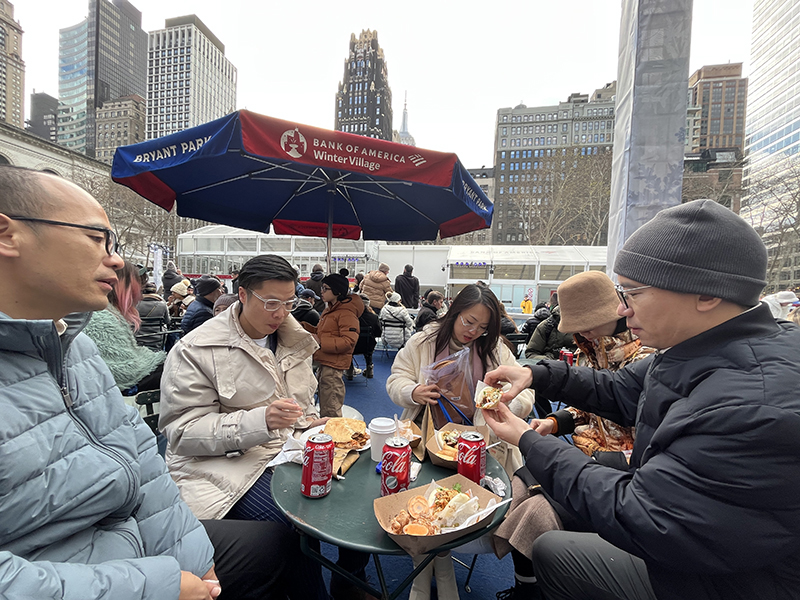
left=112, top=110, right=492, bottom=264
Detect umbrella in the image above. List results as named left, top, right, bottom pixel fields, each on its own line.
left=111, top=110, right=493, bottom=270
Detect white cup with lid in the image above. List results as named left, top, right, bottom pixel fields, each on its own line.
left=368, top=417, right=397, bottom=462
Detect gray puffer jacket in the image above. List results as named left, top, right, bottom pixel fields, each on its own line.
left=0, top=311, right=213, bottom=600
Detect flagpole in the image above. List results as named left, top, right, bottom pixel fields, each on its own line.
left=326, top=196, right=333, bottom=274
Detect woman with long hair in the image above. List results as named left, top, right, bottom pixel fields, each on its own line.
left=386, top=284, right=534, bottom=600
left=84, top=260, right=166, bottom=392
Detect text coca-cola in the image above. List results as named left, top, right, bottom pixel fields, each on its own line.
left=380, top=436, right=411, bottom=496
left=301, top=433, right=334, bottom=498
left=458, top=431, right=486, bottom=483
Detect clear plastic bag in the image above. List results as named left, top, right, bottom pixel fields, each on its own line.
left=421, top=348, right=475, bottom=428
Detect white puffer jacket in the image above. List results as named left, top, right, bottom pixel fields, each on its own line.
left=160, top=302, right=319, bottom=519
left=379, top=302, right=414, bottom=349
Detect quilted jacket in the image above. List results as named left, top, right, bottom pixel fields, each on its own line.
left=0, top=311, right=213, bottom=600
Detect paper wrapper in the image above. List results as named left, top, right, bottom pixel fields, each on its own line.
left=373, top=473, right=503, bottom=556
left=333, top=448, right=360, bottom=478
left=425, top=423, right=491, bottom=470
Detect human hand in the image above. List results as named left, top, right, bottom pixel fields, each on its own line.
left=529, top=418, right=555, bottom=436
left=266, top=399, right=304, bottom=430
left=482, top=402, right=534, bottom=447
left=483, top=365, right=533, bottom=404
left=179, top=570, right=217, bottom=600
left=307, top=417, right=331, bottom=429
left=201, top=567, right=221, bottom=599
left=411, top=383, right=441, bottom=406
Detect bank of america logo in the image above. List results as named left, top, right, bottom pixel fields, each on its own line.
left=409, top=154, right=427, bottom=167
left=280, top=128, right=307, bottom=158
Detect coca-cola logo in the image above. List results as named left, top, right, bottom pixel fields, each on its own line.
left=302, top=452, right=310, bottom=467
left=460, top=444, right=482, bottom=466
left=382, top=457, right=407, bottom=474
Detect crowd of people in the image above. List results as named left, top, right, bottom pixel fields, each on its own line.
left=1, top=166, right=799, bottom=600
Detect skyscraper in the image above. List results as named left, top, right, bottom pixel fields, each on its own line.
left=687, top=63, right=747, bottom=153
left=334, top=30, right=393, bottom=140
left=27, top=91, right=58, bottom=142
left=393, top=93, right=415, bottom=146
left=0, top=1, right=24, bottom=128
left=58, top=0, right=147, bottom=157
left=146, top=15, right=237, bottom=140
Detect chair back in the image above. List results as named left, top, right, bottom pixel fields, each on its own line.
left=503, top=332, right=529, bottom=358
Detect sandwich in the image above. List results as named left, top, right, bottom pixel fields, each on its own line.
left=475, top=386, right=503, bottom=410
left=322, top=418, right=370, bottom=450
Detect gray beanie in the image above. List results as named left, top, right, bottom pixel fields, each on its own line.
left=614, top=200, right=767, bottom=306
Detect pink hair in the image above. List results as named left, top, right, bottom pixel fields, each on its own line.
left=110, top=262, right=143, bottom=331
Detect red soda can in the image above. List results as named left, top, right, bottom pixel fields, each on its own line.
left=380, top=436, right=411, bottom=496
left=301, top=433, right=334, bottom=498
left=562, top=351, right=574, bottom=366
left=458, top=431, right=486, bottom=483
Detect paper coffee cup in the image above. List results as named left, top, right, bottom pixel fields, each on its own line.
left=368, top=417, right=396, bottom=462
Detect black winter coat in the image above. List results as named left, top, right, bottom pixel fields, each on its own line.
left=291, top=301, right=320, bottom=327
left=520, top=303, right=800, bottom=600
left=394, top=273, right=420, bottom=309
left=161, top=268, right=183, bottom=300
left=304, top=273, right=326, bottom=314
left=415, top=301, right=438, bottom=331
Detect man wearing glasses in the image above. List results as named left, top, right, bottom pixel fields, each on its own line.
left=483, top=200, right=800, bottom=600
left=159, top=253, right=329, bottom=598
left=0, top=167, right=314, bottom=599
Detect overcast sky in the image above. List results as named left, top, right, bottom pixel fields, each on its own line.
left=16, top=0, right=755, bottom=168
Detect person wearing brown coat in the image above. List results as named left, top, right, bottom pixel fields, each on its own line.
left=361, top=263, right=392, bottom=309
left=306, top=274, right=364, bottom=418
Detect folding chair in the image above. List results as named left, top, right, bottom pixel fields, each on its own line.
left=379, top=318, right=409, bottom=360
left=503, top=332, right=529, bottom=359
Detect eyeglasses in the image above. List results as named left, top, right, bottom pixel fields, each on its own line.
left=248, top=289, right=298, bottom=312
left=9, top=216, right=119, bottom=256
left=321, top=284, right=331, bottom=292
left=459, top=314, right=489, bottom=336
left=615, top=284, right=653, bottom=309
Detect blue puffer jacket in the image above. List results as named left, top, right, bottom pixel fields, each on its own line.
left=521, top=303, right=800, bottom=600
left=0, top=311, right=214, bottom=600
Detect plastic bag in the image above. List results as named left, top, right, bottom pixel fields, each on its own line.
left=420, top=348, right=475, bottom=429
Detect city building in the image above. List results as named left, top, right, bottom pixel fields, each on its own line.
left=493, top=82, right=616, bottom=245
left=58, top=0, right=147, bottom=157
left=0, top=1, right=24, bottom=128
left=95, top=94, right=146, bottom=164
left=392, top=93, right=415, bottom=146
left=682, top=148, right=744, bottom=213
left=146, top=15, right=237, bottom=140
left=687, top=63, right=747, bottom=153
left=743, top=0, right=800, bottom=293
left=27, top=91, right=58, bottom=143
left=334, top=29, right=393, bottom=140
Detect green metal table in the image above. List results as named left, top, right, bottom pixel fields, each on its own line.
left=272, top=455, right=510, bottom=600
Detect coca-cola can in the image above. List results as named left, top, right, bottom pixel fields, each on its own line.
left=380, top=436, right=411, bottom=497
left=562, top=350, right=574, bottom=366
left=458, top=431, right=486, bottom=483
left=301, top=433, right=334, bottom=498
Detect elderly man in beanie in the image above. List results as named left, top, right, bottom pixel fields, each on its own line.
left=304, top=263, right=326, bottom=313
left=303, top=273, right=363, bottom=417
left=483, top=200, right=800, bottom=600
left=361, top=262, right=392, bottom=310
left=181, top=274, right=223, bottom=334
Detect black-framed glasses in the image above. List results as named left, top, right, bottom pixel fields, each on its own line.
left=9, top=216, right=119, bottom=256
left=321, top=284, right=331, bottom=292
left=615, top=283, right=653, bottom=309
left=248, top=289, right=298, bottom=312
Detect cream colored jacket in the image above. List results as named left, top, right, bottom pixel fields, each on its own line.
left=386, top=326, right=535, bottom=475
left=159, top=302, right=319, bottom=519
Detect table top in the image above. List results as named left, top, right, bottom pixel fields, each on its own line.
left=272, top=454, right=511, bottom=555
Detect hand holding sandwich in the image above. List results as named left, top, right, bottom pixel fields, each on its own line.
left=483, top=365, right=533, bottom=404
left=482, top=402, right=536, bottom=447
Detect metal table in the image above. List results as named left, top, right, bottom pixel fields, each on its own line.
left=271, top=455, right=510, bottom=600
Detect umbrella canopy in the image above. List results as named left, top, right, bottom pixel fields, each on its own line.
left=112, top=111, right=493, bottom=259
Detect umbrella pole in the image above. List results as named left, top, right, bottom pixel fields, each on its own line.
left=326, top=197, right=333, bottom=274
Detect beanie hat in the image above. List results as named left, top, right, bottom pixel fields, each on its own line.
left=322, top=273, right=349, bottom=298
left=195, top=275, right=222, bottom=297
left=558, top=271, right=621, bottom=333
left=213, top=293, right=238, bottom=312
left=614, top=200, right=767, bottom=306
left=378, top=263, right=390, bottom=274
left=387, top=291, right=402, bottom=304
left=170, top=281, right=189, bottom=297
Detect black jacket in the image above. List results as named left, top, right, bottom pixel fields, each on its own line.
left=161, top=268, right=183, bottom=300
left=304, top=273, right=326, bottom=313
left=181, top=296, right=214, bottom=334
left=521, top=307, right=550, bottom=342
left=291, top=300, right=320, bottom=327
left=135, top=294, right=171, bottom=350
left=520, top=303, right=800, bottom=600
left=394, top=273, right=420, bottom=309
left=354, top=310, right=381, bottom=355
left=415, top=301, right=438, bottom=331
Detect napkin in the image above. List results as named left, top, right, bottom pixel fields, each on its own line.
left=266, top=435, right=305, bottom=468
